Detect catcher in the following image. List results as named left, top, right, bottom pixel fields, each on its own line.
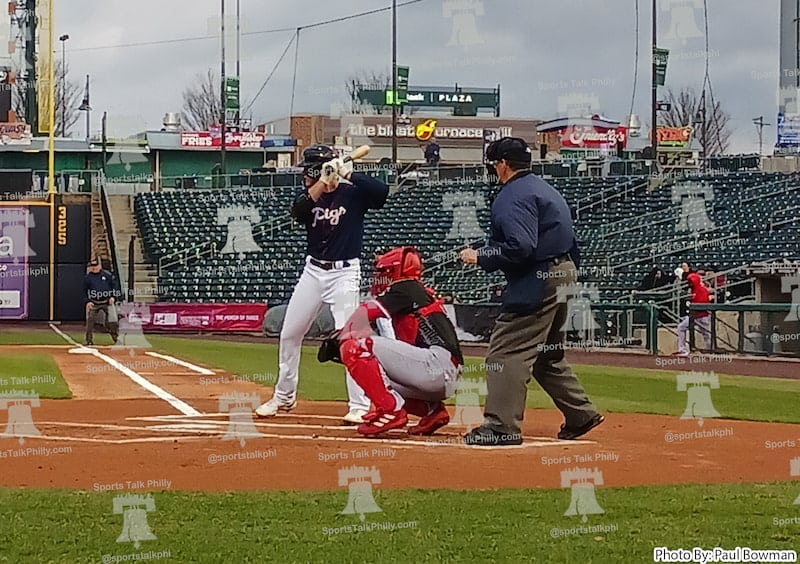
left=318, top=246, right=463, bottom=437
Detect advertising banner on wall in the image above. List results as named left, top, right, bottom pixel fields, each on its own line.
left=180, top=131, right=265, bottom=149
left=0, top=206, right=31, bottom=319
left=130, top=302, right=267, bottom=332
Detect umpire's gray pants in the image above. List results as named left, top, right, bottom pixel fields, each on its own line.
left=371, top=337, right=461, bottom=402
left=483, top=259, right=600, bottom=436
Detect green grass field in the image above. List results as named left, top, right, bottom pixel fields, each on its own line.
left=0, top=352, right=70, bottom=399
left=0, top=483, right=798, bottom=563
left=2, top=328, right=800, bottom=562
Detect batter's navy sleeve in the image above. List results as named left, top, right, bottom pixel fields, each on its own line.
left=290, top=191, right=314, bottom=223
left=83, top=275, right=90, bottom=304
left=350, top=172, right=389, bottom=210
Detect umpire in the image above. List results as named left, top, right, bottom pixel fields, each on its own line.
left=459, top=137, right=603, bottom=446
left=83, top=258, right=120, bottom=346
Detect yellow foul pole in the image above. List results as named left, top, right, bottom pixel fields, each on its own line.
left=47, top=0, right=55, bottom=193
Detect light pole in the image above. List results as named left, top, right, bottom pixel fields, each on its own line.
left=58, top=34, right=69, bottom=137
left=651, top=0, right=658, bottom=176
left=391, top=0, right=397, bottom=172
left=78, top=74, right=90, bottom=142
left=220, top=0, right=226, bottom=184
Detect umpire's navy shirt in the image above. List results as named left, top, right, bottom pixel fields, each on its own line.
left=84, top=270, right=121, bottom=304
left=477, top=170, right=579, bottom=313
left=293, top=172, right=388, bottom=262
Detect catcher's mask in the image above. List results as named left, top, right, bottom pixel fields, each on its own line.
left=371, top=246, right=422, bottom=295
left=298, top=144, right=338, bottom=180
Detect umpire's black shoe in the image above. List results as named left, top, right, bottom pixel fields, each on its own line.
left=558, top=413, right=605, bottom=441
left=464, top=425, right=523, bottom=447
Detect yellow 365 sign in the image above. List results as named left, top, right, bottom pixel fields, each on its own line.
left=57, top=206, right=67, bottom=245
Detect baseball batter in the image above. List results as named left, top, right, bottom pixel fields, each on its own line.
left=255, top=145, right=389, bottom=424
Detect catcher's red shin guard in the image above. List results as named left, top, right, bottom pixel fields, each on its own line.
left=339, top=338, right=397, bottom=413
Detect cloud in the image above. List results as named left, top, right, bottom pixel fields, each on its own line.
left=50, top=0, right=779, bottom=152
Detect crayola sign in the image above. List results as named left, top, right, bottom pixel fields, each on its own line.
left=415, top=119, right=437, bottom=142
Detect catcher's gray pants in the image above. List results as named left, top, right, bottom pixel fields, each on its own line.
left=482, top=259, right=600, bottom=436
left=370, top=337, right=461, bottom=403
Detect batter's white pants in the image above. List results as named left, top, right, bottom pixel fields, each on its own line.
left=273, top=257, right=370, bottom=412
left=677, top=315, right=712, bottom=354
left=371, top=337, right=462, bottom=403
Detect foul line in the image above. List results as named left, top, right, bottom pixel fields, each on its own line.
left=48, top=324, right=202, bottom=416
left=145, top=351, right=215, bottom=375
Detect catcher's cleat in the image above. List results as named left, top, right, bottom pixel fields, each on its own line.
left=255, top=397, right=296, bottom=418
left=356, top=409, right=408, bottom=436
left=361, top=410, right=380, bottom=423
left=408, top=402, right=450, bottom=436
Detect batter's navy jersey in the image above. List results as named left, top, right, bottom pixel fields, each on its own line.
left=292, top=172, right=388, bottom=261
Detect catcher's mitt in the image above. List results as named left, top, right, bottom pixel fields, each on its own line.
left=317, top=329, right=343, bottom=364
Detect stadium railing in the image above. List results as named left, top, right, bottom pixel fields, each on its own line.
left=98, top=174, right=125, bottom=301
left=688, top=303, right=799, bottom=357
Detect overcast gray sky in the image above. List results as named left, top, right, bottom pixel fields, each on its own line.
left=56, top=0, right=779, bottom=154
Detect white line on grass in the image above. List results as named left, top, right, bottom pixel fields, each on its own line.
left=145, top=351, right=215, bottom=375
left=48, top=324, right=202, bottom=416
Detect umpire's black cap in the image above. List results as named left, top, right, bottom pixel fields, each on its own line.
left=485, top=137, right=532, bottom=165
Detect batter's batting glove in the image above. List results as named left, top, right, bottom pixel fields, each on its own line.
left=317, top=329, right=343, bottom=364
left=330, top=157, right=353, bottom=179
left=320, top=160, right=339, bottom=187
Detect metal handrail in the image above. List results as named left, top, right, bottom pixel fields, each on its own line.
left=575, top=177, right=649, bottom=219
left=605, top=224, right=741, bottom=270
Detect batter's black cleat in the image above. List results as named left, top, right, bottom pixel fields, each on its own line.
left=558, top=413, right=605, bottom=441
left=463, top=425, right=523, bottom=447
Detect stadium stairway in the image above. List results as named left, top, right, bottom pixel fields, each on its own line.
left=107, top=194, right=158, bottom=303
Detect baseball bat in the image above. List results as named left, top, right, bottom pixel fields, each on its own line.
left=343, top=144, right=370, bottom=162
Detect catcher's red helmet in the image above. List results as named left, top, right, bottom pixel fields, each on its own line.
left=371, top=246, right=422, bottom=295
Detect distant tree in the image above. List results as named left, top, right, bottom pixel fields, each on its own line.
left=181, top=69, right=221, bottom=131
left=344, top=69, right=394, bottom=115
left=13, top=60, right=82, bottom=135
left=661, top=86, right=732, bottom=155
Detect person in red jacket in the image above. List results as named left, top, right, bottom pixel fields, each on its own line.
left=331, top=246, right=464, bottom=437
left=675, top=263, right=712, bottom=355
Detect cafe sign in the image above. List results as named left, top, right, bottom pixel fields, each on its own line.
left=560, top=125, right=627, bottom=148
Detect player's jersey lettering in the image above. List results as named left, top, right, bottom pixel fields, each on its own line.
left=311, top=206, right=347, bottom=228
